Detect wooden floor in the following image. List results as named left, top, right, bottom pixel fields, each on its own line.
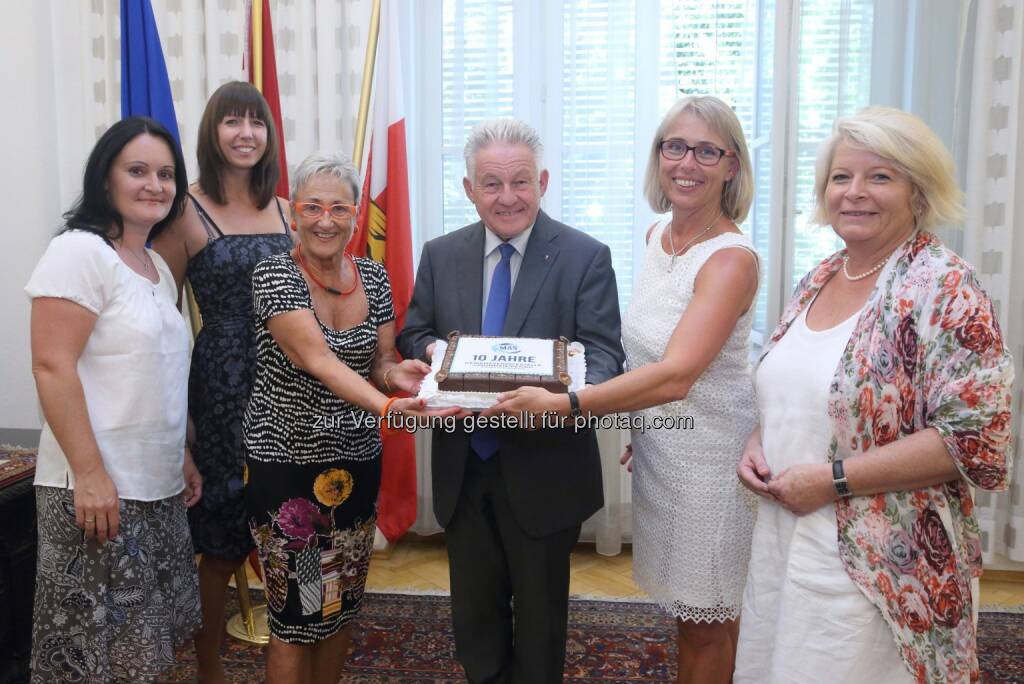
left=365, top=534, right=1024, bottom=609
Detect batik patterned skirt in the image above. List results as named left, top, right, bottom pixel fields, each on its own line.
left=30, top=486, right=200, bottom=683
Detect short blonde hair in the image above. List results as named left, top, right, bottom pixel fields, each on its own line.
left=811, top=106, right=964, bottom=230
left=643, top=96, right=753, bottom=223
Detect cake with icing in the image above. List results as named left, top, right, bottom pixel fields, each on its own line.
left=434, top=333, right=571, bottom=394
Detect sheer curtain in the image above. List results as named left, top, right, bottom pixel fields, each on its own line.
left=953, top=0, right=1024, bottom=569
left=50, top=0, right=372, bottom=210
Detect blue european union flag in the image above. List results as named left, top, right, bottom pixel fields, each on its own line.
left=120, top=0, right=180, bottom=143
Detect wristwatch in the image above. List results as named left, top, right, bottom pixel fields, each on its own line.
left=567, top=391, right=583, bottom=419
left=832, top=459, right=852, bottom=497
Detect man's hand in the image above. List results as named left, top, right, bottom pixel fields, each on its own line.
left=620, top=443, right=633, bottom=473
left=387, top=359, right=433, bottom=395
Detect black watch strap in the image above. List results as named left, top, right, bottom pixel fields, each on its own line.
left=568, top=391, right=582, bottom=418
left=832, top=459, right=852, bottom=497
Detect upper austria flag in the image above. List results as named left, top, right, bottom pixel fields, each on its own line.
left=349, top=0, right=416, bottom=543
left=120, top=0, right=180, bottom=143
left=246, top=0, right=289, bottom=198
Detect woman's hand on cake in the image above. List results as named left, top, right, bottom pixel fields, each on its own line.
left=386, top=396, right=461, bottom=419
left=483, top=386, right=564, bottom=418
left=386, top=359, right=433, bottom=394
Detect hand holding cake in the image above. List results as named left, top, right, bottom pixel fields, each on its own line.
left=382, top=358, right=434, bottom=395
left=483, top=385, right=569, bottom=418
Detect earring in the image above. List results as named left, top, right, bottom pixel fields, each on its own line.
left=290, top=220, right=297, bottom=231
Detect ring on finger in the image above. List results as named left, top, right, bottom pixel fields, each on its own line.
left=84, top=517, right=96, bottom=523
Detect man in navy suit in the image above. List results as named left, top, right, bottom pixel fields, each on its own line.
left=398, top=119, right=624, bottom=683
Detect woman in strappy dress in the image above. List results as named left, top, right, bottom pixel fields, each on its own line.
left=485, top=95, right=759, bottom=683
left=153, top=81, right=293, bottom=682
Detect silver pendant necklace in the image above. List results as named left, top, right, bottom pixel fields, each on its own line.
left=667, top=211, right=722, bottom=272
left=119, top=242, right=152, bottom=274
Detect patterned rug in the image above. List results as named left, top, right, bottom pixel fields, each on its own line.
left=0, top=445, right=36, bottom=489
left=159, top=590, right=1023, bottom=683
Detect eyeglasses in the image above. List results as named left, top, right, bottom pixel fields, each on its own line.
left=294, top=201, right=357, bottom=222
left=658, top=139, right=735, bottom=166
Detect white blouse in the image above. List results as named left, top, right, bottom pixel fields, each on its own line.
left=25, top=230, right=190, bottom=501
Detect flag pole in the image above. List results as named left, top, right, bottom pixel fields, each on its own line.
left=251, top=0, right=263, bottom=90
left=353, top=0, right=382, bottom=172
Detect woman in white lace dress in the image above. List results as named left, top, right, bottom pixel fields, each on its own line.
left=486, top=95, right=759, bottom=683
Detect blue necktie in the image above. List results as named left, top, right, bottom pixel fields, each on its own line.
left=471, top=243, right=516, bottom=460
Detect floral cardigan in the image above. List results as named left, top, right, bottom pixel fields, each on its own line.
left=761, top=231, right=1013, bottom=683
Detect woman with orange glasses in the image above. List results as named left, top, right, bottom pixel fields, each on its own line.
left=243, top=152, right=456, bottom=683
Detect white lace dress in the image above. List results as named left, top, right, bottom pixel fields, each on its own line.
left=622, top=219, right=758, bottom=623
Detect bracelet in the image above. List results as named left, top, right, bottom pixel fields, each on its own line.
left=832, top=459, right=852, bottom=497
left=567, top=391, right=582, bottom=418
left=383, top=365, right=396, bottom=393
left=380, top=396, right=400, bottom=437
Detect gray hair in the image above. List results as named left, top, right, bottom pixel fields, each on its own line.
left=290, top=151, right=361, bottom=204
left=464, top=118, right=544, bottom=178
left=811, top=106, right=964, bottom=230
left=643, top=95, right=754, bottom=223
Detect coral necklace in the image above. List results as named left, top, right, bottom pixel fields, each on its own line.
left=294, top=244, right=358, bottom=295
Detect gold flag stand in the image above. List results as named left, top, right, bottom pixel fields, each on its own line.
left=353, top=0, right=393, bottom=561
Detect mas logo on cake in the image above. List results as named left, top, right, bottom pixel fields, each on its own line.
left=492, top=342, right=520, bottom=354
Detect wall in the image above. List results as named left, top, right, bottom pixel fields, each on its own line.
left=0, top=1, right=64, bottom=432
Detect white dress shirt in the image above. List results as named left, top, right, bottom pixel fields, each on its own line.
left=481, top=223, right=534, bottom=320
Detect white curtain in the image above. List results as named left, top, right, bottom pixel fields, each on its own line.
left=953, top=0, right=1024, bottom=567
left=50, top=0, right=372, bottom=208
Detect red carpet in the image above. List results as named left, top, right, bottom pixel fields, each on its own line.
left=160, top=590, right=1023, bottom=682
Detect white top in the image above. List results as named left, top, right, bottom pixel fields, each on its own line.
left=481, top=223, right=533, bottom=317
left=25, top=230, right=190, bottom=501
left=621, top=218, right=758, bottom=623
left=734, top=302, right=913, bottom=683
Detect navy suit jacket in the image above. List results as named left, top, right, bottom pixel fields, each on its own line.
left=397, top=210, right=624, bottom=536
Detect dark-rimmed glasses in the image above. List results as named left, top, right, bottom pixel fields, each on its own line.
left=294, top=201, right=357, bottom=222
left=658, top=139, right=735, bottom=166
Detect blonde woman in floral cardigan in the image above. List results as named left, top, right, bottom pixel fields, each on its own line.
left=735, top=107, right=1013, bottom=684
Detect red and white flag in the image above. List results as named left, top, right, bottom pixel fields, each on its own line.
left=349, top=0, right=415, bottom=543
left=245, top=0, right=289, bottom=198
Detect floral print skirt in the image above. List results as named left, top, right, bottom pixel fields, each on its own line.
left=30, top=486, right=200, bottom=683
left=246, top=457, right=379, bottom=644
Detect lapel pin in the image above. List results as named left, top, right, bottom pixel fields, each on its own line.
left=545, top=254, right=550, bottom=261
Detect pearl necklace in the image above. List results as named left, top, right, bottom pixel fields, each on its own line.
left=667, top=211, right=722, bottom=272
left=841, top=254, right=889, bottom=281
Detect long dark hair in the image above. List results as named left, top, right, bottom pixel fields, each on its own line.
left=62, top=116, right=188, bottom=244
left=196, top=81, right=281, bottom=209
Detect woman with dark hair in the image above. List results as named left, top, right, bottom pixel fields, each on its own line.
left=26, top=116, right=201, bottom=682
left=152, top=81, right=293, bottom=680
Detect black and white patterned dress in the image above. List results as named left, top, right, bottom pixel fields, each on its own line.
left=243, top=252, right=393, bottom=643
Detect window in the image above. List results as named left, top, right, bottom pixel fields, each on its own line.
left=789, top=0, right=873, bottom=294
left=657, top=0, right=774, bottom=332
left=413, top=0, right=878, bottom=337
